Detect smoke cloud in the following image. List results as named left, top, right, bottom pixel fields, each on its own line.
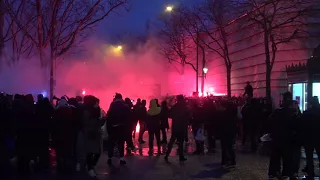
left=0, top=36, right=198, bottom=109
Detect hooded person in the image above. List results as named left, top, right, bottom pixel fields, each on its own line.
left=146, top=99, right=162, bottom=155
left=106, top=93, right=130, bottom=166
left=52, top=98, right=74, bottom=172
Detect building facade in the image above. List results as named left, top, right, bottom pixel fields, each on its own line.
left=203, top=10, right=320, bottom=104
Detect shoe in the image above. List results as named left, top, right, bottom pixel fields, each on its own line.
left=193, top=151, right=201, bottom=155
left=107, top=159, right=112, bottom=166
left=120, top=160, right=126, bottom=165
left=88, top=169, right=96, bottom=177
left=179, top=157, right=187, bottom=161
left=164, top=156, right=169, bottom=163
left=282, top=176, right=290, bottom=180
left=76, top=163, right=81, bottom=172
left=226, top=162, right=236, bottom=168
left=268, top=175, right=275, bottom=180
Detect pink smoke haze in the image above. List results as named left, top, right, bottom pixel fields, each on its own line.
left=1, top=37, right=221, bottom=109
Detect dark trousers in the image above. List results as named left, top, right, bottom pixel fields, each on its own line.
left=305, top=145, right=320, bottom=177
left=108, top=127, right=125, bottom=158
left=126, top=125, right=134, bottom=148
left=160, top=128, right=167, bottom=142
left=268, top=143, right=293, bottom=177
left=0, top=146, right=13, bottom=179
left=148, top=128, right=161, bottom=151
left=220, top=137, right=235, bottom=164
left=207, top=129, right=216, bottom=151
left=192, top=126, right=204, bottom=153
left=86, top=153, right=100, bottom=170
left=291, top=145, right=301, bottom=175
left=166, top=133, right=184, bottom=158
left=35, top=145, right=50, bottom=169
left=242, top=126, right=257, bottom=151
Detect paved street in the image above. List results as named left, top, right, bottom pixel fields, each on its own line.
left=6, top=130, right=320, bottom=180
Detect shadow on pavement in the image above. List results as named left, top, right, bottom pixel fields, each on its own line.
left=191, top=163, right=230, bottom=179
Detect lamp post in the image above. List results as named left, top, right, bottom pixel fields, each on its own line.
left=201, top=67, right=208, bottom=95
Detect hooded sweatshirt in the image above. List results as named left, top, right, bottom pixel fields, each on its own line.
left=147, top=99, right=161, bottom=116
left=146, top=99, right=161, bottom=130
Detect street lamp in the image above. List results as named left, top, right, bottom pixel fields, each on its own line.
left=165, top=5, right=173, bottom=12
left=203, top=67, right=208, bottom=74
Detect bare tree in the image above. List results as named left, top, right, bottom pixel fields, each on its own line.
left=5, top=0, right=128, bottom=99
left=180, top=0, right=235, bottom=97
left=173, top=6, right=208, bottom=94
left=158, top=12, right=196, bottom=73
left=234, top=0, right=316, bottom=100
left=0, top=0, right=32, bottom=65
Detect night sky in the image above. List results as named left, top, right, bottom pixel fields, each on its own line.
left=96, top=0, right=196, bottom=41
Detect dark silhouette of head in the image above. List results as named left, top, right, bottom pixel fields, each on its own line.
left=115, top=93, right=122, bottom=100
left=176, top=95, right=185, bottom=103
left=142, top=99, right=146, bottom=107
left=37, top=94, right=44, bottom=102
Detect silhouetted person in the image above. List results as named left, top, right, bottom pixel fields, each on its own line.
left=268, top=91, right=299, bottom=179
left=137, top=100, right=147, bottom=144
left=106, top=93, right=130, bottom=165
left=218, top=101, right=237, bottom=166
left=146, top=99, right=162, bottom=155
left=165, top=95, right=190, bottom=162
left=124, top=98, right=134, bottom=152
left=34, top=97, right=53, bottom=170
left=243, top=81, right=253, bottom=98
left=160, top=101, right=169, bottom=144
left=301, top=97, right=320, bottom=179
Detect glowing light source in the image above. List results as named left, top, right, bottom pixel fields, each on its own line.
left=166, top=5, right=173, bottom=12
left=209, top=87, right=214, bottom=92
left=41, top=91, right=47, bottom=97
left=117, top=45, right=122, bottom=50
left=136, top=122, right=140, bottom=133
left=203, top=67, right=208, bottom=74
left=82, top=90, right=86, bottom=95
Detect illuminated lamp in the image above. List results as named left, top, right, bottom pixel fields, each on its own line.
left=166, top=6, right=173, bottom=12
left=82, top=90, right=86, bottom=95
left=203, top=67, right=208, bottom=74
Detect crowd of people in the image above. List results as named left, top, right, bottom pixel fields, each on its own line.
left=0, top=90, right=319, bottom=180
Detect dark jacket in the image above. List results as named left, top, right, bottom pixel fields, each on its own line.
left=169, top=102, right=190, bottom=135
left=301, top=107, right=320, bottom=146
left=160, top=106, right=169, bottom=129
left=107, top=99, right=130, bottom=133
left=269, top=106, right=299, bottom=145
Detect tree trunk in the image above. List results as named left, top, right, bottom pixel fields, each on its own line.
left=226, top=65, right=231, bottom=98
left=201, top=47, right=205, bottom=94
left=264, top=32, right=272, bottom=101
left=196, top=33, right=199, bottom=93
left=49, top=51, right=55, bottom=102
left=265, top=65, right=272, bottom=101
left=0, top=0, right=4, bottom=59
